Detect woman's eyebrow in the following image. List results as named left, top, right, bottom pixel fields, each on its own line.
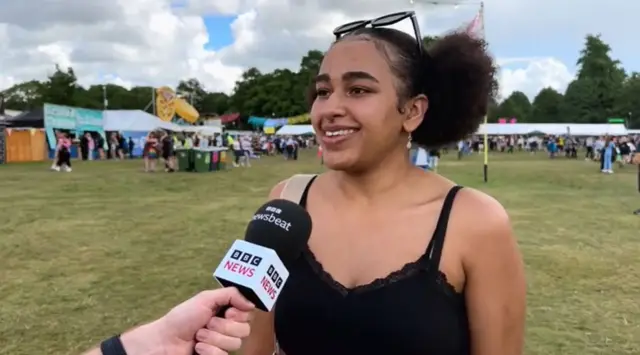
left=314, top=71, right=379, bottom=84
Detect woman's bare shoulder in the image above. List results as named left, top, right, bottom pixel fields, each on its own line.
left=455, top=187, right=510, bottom=234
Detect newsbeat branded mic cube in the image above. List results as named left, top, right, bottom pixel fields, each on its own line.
left=213, top=239, right=289, bottom=311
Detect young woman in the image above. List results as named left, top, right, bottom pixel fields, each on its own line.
left=240, top=11, right=525, bottom=355
left=143, top=132, right=159, bottom=172
left=52, top=132, right=72, bottom=172
left=602, top=136, right=615, bottom=174
left=232, top=137, right=243, bottom=167
left=160, top=131, right=175, bottom=172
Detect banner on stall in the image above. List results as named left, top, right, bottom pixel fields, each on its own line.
left=120, top=131, right=148, bottom=157
left=76, top=107, right=104, bottom=133
left=43, top=103, right=106, bottom=148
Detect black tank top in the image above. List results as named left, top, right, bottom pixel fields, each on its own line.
left=274, top=178, right=470, bottom=355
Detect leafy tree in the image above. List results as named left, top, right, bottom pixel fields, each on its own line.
left=557, top=34, right=626, bottom=123
left=40, top=65, right=78, bottom=107
left=496, top=91, right=530, bottom=122
left=530, top=88, right=563, bottom=123
left=615, top=73, right=640, bottom=128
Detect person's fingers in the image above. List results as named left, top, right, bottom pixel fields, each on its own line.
left=223, top=307, right=252, bottom=322
left=226, top=288, right=256, bottom=312
left=193, top=342, right=227, bottom=355
left=195, top=288, right=255, bottom=312
left=206, top=316, right=251, bottom=338
left=195, top=328, right=242, bottom=352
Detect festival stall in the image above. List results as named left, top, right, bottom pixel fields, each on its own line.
left=43, top=103, right=107, bottom=159
left=103, top=109, right=180, bottom=157
left=248, top=114, right=311, bottom=133
left=4, top=128, right=47, bottom=163
left=2, top=108, right=50, bottom=162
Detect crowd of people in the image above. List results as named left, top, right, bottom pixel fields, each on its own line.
left=47, top=127, right=318, bottom=173
left=451, top=134, right=639, bottom=174
left=49, top=127, right=639, bottom=176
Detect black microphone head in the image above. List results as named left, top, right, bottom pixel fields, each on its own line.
left=244, top=199, right=312, bottom=268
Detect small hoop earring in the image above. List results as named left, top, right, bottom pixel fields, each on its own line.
left=406, top=134, right=412, bottom=149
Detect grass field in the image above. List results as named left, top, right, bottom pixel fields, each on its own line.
left=0, top=150, right=639, bottom=355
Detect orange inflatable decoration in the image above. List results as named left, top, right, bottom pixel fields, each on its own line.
left=155, top=87, right=200, bottom=123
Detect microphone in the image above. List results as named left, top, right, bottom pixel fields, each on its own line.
left=212, top=198, right=312, bottom=313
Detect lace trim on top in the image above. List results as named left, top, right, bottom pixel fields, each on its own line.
left=302, top=246, right=461, bottom=298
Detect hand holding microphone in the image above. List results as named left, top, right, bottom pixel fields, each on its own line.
left=88, top=287, right=254, bottom=355
left=163, top=287, right=255, bottom=355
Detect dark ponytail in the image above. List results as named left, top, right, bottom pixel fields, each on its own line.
left=413, top=32, right=498, bottom=147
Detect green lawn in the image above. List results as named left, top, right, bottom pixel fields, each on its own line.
left=1, top=150, right=639, bottom=355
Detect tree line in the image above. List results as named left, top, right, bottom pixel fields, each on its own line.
left=2, top=34, right=639, bottom=128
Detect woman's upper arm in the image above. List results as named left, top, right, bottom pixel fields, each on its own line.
left=462, top=190, right=526, bottom=355
left=239, top=179, right=289, bottom=355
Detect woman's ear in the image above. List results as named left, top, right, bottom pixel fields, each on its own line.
left=402, top=94, right=428, bottom=133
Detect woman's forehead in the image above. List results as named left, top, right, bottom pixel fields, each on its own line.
left=319, top=40, right=392, bottom=80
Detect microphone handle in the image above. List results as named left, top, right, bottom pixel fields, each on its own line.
left=215, top=305, right=231, bottom=318
left=192, top=305, right=231, bottom=355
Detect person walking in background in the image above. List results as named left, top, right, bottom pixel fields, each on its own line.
left=602, top=136, right=615, bottom=174
left=241, top=136, right=252, bottom=167
left=161, top=131, right=175, bottom=172
left=52, top=132, right=72, bottom=172
left=87, top=133, right=95, bottom=160
left=128, top=137, right=135, bottom=158
left=143, top=132, right=158, bottom=172
left=232, top=137, right=243, bottom=167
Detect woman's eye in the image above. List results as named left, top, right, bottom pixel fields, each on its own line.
left=348, top=87, right=369, bottom=96
left=316, top=88, right=330, bottom=97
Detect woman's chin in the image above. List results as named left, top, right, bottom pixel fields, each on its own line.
left=323, top=154, right=359, bottom=171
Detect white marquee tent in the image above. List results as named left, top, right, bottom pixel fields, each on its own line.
left=274, top=123, right=631, bottom=136
left=103, top=110, right=222, bottom=134
left=104, top=110, right=180, bottom=132
left=475, top=123, right=629, bottom=136
left=276, top=125, right=315, bottom=135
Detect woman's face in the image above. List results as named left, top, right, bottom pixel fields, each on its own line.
left=310, top=39, right=417, bottom=171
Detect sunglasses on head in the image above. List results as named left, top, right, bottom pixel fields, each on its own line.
left=332, top=11, right=424, bottom=55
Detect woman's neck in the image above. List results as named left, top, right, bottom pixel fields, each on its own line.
left=333, top=150, right=414, bottom=203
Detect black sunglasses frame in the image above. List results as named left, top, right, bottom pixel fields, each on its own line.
left=333, top=11, right=424, bottom=55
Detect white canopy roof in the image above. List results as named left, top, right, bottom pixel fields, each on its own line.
left=103, top=110, right=181, bottom=132
left=103, top=110, right=221, bottom=134
left=476, top=123, right=629, bottom=136
left=179, top=125, right=222, bottom=134
left=276, top=125, right=315, bottom=135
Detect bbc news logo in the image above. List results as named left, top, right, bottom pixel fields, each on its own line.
left=266, top=206, right=282, bottom=214
left=266, top=265, right=283, bottom=289
left=230, top=249, right=263, bottom=266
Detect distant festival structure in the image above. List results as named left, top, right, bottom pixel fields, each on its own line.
left=155, top=86, right=200, bottom=123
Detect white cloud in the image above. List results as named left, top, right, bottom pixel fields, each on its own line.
left=0, top=0, right=638, bottom=104
left=0, top=0, right=243, bottom=94
left=498, top=58, right=574, bottom=101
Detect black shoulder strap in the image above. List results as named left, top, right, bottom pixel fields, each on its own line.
left=426, top=186, right=463, bottom=270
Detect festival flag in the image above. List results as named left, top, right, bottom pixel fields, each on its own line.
left=464, top=7, right=484, bottom=39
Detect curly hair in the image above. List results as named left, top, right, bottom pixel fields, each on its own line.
left=308, top=28, right=498, bottom=148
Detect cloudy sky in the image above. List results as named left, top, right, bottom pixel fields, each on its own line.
left=0, top=0, right=636, bottom=101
